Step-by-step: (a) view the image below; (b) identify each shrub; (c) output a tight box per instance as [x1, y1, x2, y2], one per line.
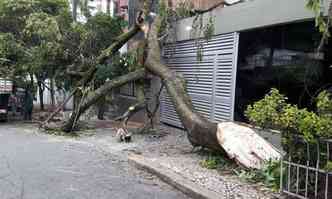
[245, 88, 332, 142]
[246, 89, 332, 196]
[199, 154, 228, 169]
[235, 160, 282, 191]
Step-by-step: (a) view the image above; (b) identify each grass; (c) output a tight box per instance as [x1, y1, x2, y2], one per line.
[233, 160, 282, 191]
[325, 161, 332, 172]
[198, 150, 234, 170]
[197, 149, 281, 192]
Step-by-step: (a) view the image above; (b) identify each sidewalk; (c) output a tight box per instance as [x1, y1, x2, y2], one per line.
[127, 125, 282, 199]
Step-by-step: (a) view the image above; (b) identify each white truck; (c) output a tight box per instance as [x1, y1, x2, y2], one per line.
[0, 78, 13, 121]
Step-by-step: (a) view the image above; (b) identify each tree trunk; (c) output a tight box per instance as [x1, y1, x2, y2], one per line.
[97, 96, 106, 120]
[72, 0, 79, 22]
[29, 73, 34, 89]
[106, 0, 111, 16]
[62, 69, 145, 132]
[37, 80, 45, 111]
[145, 16, 221, 151]
[50, 78, 55, 108]
[73, 90, 82, 111]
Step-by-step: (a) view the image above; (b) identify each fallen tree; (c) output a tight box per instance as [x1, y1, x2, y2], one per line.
[145, 15, 281, 168]
[45, 0, 281, 169]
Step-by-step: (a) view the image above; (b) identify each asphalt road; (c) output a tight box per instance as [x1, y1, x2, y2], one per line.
[0, 123, 189, 199]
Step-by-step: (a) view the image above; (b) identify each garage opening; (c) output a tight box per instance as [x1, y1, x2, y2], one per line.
[234, 21, 332, 122]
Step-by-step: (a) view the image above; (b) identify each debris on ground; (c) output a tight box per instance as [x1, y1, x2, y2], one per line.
[116, 128, 132, 143]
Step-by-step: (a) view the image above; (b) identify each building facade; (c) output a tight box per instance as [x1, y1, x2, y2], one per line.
[168, 0, 225, 10]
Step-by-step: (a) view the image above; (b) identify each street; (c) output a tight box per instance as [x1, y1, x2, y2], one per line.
[0, 123, 188, 199]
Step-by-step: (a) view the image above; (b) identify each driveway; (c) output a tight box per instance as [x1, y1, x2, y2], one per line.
[0, 123, 189, 199]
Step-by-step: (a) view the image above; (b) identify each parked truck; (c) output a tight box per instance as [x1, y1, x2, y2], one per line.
[0, 78, 13, 121]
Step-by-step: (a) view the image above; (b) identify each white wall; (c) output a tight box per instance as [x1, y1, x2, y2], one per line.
[34, 79, 73, 110]
[89, 0, 115, 16]
[175, 0, 332, 41]
[70, 0, 115, 22]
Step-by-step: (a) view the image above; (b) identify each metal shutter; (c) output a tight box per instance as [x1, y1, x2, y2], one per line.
[160, 32, 239, 128]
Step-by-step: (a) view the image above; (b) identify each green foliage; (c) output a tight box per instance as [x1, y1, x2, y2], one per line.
[307, 0, 328, 32]
[203, 16, 215, 41]
[316, 91, 332, 116]
[0, 0, 70, 35]
[24, 12, 62, 42]
[0, 0, 76, 91]
[34, 0, 69, 16]
[0, 33, 25, 76]
[174, 1, 194, 18]
[0, 0, 35, 34]
[245, 88, 287, 128]
[246, 88, 332, 142]
[247, 88, 332, 194]
[0, 33, 22, 62]
[0, 0, 126, 91]
[235, 160, 282, 191]
[80, 13, 123, 57]
[325, 161, 332, 171]
[95, 51, 142, 82]
[306, 0, 331, 45]
[199, 153, 232, 170]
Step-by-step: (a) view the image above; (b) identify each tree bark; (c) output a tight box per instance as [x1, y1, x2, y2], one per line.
[62, 68, 145, 132]
[50, 78, 55, 108]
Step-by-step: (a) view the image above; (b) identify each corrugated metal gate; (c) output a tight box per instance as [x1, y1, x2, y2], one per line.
[160, 32, 239, 127]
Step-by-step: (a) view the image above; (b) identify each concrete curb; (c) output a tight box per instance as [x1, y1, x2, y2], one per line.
[128, 154, 221, 199]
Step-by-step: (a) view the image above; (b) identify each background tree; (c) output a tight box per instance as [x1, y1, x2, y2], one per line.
[0, 0, 73, 109]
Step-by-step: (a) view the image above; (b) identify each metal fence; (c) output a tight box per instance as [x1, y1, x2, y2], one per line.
[280, 138, 332, 199]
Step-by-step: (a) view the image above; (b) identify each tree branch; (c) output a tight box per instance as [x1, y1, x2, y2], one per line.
[145, 80, 164, 129]
[317, 0, 332, 52]
[115, 81, 146, 131]
[43, 16, 145, 127]
[192, 1, 226, 15]
[66, 67, 86, 77]
[62, 68, 146, 132]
